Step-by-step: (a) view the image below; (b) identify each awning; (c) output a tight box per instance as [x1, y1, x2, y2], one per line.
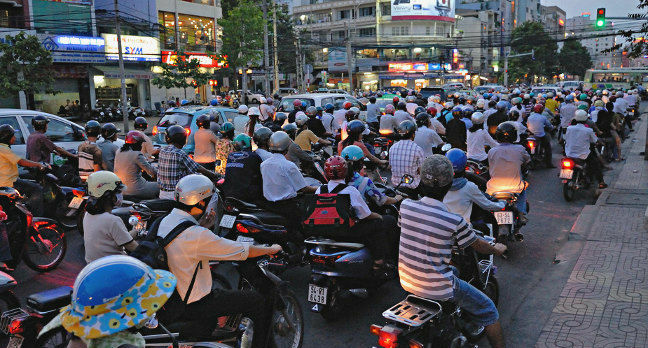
[93, 66, 154, 80]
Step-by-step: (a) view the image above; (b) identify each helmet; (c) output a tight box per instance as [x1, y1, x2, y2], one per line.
[324, 103, 334, 111]
[594, 99, 605, 107]
[248, 107, 261, 117]
[60, 255, 176, 340]
[452, 107, 463, 117]
[175, 174, 215, 206]
[565, 95, 574, 102]
[87, 171, 124, 198]
[220, 122, 234, 137]
[345, 110, 356, 122]
[496, 101, 507, 111]
[180, 99, 190, 106]
[574, 109, 589, 122]
[397, 102, 407, 110]
[392, 96, 400, 103]
[494, 122, 518, 143]
[0, 124, 15, 144]
[426, 106, 437, 116]
[414, 106, 426, 115]
[295, 113, 309, 127]
[406, 96, 416, 102]
[350, 107, 360, 115]
[253, 127, 273, 147]
[133, 117, 148, 131]
[210, 99, 218, 106]
[533, 104, 544, 113]
[511, 98, 520, 105]
[340, 145, 364, 162]
[577, 104, 588, 111]
[446, 148, 467, 173]
[125, 130, 145, 144]
[269, 131, 291, 152]
[415, 113, 430, 127]
[233, 133, 252, 150]
[445, 101, 454, 109]
[238, 105, 249, 114]
[616, 91, 624, 97]
[282, 123, 297, 138]
[384, 104, 395, 114]
[165, 125, 188, 146]
[347, 120, 365, 137]
[259, 97, 267, 104]
[301, 101, 307, 108]
[267, 97, 274, 105]
[293, 100, 302, 108]
[274, 112, 288, 124]
[523, 94, 530, 100]
[579, 93, 588, 100]
[305, 106, 317, 116]
[196, 114, 210, 129]
[101, 123, 118, 139]
[85, 120, 101, 137]
[476, 99, 486, 108]
[398, 120, 417, 139]
[547, 92, 554, 98]
[420, 155, 454, 188]
[31, 115, 50, 130]
[471, 111, 485, 125]
[343, 101, 352, 110]
[324, 156, 348, 180]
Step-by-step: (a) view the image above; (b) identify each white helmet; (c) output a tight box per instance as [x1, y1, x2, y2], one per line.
[616, 91, 624, 97]
[433, 95, 441, 103]
[574, 109, 589, 122]
[471, 112, 485, 125]
[547, 92, 554, 98]
[259, 97, 267, 104]
[350, 106, 360, 114]
[476, 99, 485, 108]
[523, 93, 530, 99]
[238, 105, 249, 114]
[248, 106, 261, 117]
[406, 96, 416, 102]
[602, 89, 609, 95]
[427, 96, 435, 103]
[295, 113, 309, 126]
[445, 101, 454, 109]
[175, 174, 215, 206]
[87, 171, 125, 198]
[513, 88, 521, 94]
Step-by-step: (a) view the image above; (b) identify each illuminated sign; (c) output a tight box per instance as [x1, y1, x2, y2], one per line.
[558, 18, 565, 26]
[39, 34, 105, 63]
[388, 62, 429, 72]
[392, 0, 455, 22]
[102, 34, 160, 62]
[453, 49, 459, 64]
[161, 51, 228, 68]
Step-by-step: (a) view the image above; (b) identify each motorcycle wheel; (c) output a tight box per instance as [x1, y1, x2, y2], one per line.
[482, 276, 499, 307]
[22, 223, 67, 272]
[35, 327, 73, 348]
[76, 210, 85, 236]
[271, 288, 304, 348]
[563, 181, 575, 201]
[320, 288, 343, 322]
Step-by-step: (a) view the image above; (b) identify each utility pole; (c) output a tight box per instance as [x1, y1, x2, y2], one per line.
[114, 0, 129, 132]
[272, 1, 279, 94]
[294, 33, 301, 92]
[504, 49, 533, 87]
[345, 22, 354, 92]
[262, 0, 271, 96]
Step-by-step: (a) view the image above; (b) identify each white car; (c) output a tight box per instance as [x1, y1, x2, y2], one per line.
[531, 86, 561, 96]
[278, 93, 365, 114]
[0, 109, 86, 159]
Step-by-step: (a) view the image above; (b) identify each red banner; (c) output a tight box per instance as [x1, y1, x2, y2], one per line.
[161, 51, 228, 68]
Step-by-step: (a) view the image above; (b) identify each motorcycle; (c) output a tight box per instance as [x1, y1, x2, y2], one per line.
[560, 157, 591, 202]
[490, 191, 526, 255]
[0, 270, 19, 314]
[526, 135, 547, 169]
[30, 165, 86, 231]
[0, 187, 66, 273]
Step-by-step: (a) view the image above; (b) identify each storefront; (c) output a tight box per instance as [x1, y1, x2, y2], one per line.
[379, 62, 452, 90]
[158, 11, 216, 51]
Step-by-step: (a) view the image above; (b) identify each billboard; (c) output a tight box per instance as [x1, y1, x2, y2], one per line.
[391, 0, 455, 21]
[39, 34, 106, 63]
[161, 51, 228, 68]
[102, 34, 160, 62]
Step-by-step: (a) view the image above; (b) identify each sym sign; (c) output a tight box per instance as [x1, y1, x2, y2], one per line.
[161, 51, 228, 68]
[102, 34, 160, 62]
[391, 0, 455, 21]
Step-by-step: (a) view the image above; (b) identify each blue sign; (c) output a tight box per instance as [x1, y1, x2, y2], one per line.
[39, 34, 106, 63]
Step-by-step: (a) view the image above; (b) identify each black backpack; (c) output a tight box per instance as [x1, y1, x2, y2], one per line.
[302, 184, 356, 238]
[131, 217, 196, 271]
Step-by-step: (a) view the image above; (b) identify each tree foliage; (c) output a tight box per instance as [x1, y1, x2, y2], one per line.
[558, 40, 592, 78]
[617, 0, 648, 57]
[0, 31, 56, 101]
[508, 22, 559, 83]
[220, 0, 264, 72]
[152, 50, 215, 98]
[270, 3, 298, 74]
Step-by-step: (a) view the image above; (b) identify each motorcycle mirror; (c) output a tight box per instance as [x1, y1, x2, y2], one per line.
[144, 314, 159, 329]
[441, 144, 452, 153]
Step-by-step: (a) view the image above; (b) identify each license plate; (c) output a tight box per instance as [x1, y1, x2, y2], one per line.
[8, 336, 23, 348]
[530, 147, 536, 154]
[559, 169, 573, 179]
[494, 211, 514, 225]
[308, 284, 327, 305]
[68, 196, 84, 209]
[236, 235, 255, 243]
[219, 214, 236, 228]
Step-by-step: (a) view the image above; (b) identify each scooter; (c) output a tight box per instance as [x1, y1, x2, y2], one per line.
[490, 191, 527, 257]
[560, 157, 591, 202]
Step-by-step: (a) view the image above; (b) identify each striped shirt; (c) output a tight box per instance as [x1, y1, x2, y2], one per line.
[398, 197, 477, 300]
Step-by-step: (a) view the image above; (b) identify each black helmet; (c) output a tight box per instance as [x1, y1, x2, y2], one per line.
[31, 115, 49, 131]
[85, 120, 101, 137]
[414, 106, 426, 115]
[275, 112, 288, 124]
[101, 123, 118, 140]
[415, 113, 430, 127]
[347, 120, 365, 138]
[397, 101, 407, 111]
[134, 117, 148, 131]
[494, 122, 517, 143]
[253, 127, 273, 148]
[165, 124, 187, 146]
[196, 114, 210, 129]
[0, 124, 15, 144]
[282, 123, 297, 139]
[398, 120, 417, 139]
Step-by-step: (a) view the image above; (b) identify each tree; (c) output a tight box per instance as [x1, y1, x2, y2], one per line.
[616, 1, 648, 58]
[220, 0, 264, 102]
[0, 31, 56, 109]
[558, 40, 592, 78]
[152, 51, 214, 99]
[508, 22, 559, 83]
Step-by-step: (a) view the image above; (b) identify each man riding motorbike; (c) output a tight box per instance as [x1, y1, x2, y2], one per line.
[78, 120, 104, 181]
[526, 104, 556, 168]
[26, 115, 77, 164]
[221, 133, 264, 203]
[565, 110, 608, 189]
[414, 112, 444, 157]
[389, 120, 425, 193]
[253, 126, 273, 161]
[115, 131, 158, 200]
[97, 123, 120, 171]
[194, 114, 220, 171]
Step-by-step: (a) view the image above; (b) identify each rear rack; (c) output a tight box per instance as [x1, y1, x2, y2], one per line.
[382, 295, 442, 327]
[1, 308, 29, 334]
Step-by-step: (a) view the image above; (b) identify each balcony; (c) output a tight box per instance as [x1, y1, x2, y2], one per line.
[293, 0, 376, 14]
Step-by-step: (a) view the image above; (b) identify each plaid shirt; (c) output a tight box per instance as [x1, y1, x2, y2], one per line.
[157, 145, 201, 191]
[389, 139, 425, 188]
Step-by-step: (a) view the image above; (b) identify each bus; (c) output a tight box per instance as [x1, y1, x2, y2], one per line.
[583, 68, 648, 90]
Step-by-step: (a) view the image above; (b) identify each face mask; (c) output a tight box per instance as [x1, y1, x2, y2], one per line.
[115, 193, 123, 207]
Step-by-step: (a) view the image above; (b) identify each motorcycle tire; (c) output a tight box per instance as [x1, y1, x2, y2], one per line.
[22, 223, 67, 273]
[35, 326, 73, 348]
[271, 288, 304, 348]
[563, 181, 575, 201]
[482, 276, 499, 307]
[320, 288, 343, 322]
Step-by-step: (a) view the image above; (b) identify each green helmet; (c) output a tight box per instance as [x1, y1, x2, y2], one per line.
[340, 145, 365, 162]
[577, 104, 588, 111]
[233, 133, 252, 150]
[220, 122, 234, 135]
[579, 93, 587, 101]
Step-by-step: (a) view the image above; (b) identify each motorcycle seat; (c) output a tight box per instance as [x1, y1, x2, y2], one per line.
[304, 237, 365, 250]
[141, 199, 177, 212]
[225, 197, 262, 211]
[26, 286, 72, 313]
[491, 191, 516, 200]
[240, 211, 288, 227]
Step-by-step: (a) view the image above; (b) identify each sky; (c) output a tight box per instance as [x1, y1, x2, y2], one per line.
[542, 0, 641, 18]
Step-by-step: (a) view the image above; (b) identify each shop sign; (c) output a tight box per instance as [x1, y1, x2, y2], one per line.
[392, 0, 455, 22]
[328, 49, 348, 72]
[53, 65, 88, 78]
[39, 34, 106, 63]
[161, 51, 227, 68]
[102, 34, 160, 62]
[388, 62, 429, 73]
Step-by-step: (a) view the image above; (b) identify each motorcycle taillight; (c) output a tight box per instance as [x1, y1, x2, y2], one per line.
[152, 126, 158, 136]
[528, 140, 536, 150]
[7, 318, 24, 334]
[236, 222, 260, 234]
[370, 325, 401, 348]
[562, 159, 574, 169]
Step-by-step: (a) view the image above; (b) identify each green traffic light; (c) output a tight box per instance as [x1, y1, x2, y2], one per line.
[596, 19, 605, 27]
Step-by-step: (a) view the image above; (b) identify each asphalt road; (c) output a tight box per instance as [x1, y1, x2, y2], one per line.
[11, 136, 599, 347]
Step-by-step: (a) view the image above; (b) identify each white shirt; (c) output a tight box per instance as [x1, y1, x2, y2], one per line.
[466, 128, 499, 161]
[83, 212, 133, 263]
[559, 103, 577, 128]
[565, 124, 597, 160]
[255, 148, 272, 161]
[430, 117, 446, 135]
[394, 110, 414, 125]
[406, 102, 419, 115]
[414, 126, 443, 157]
[379, 114, 399, 134]
[260, 153, 307, 201]
[625, 94, 637, 106]
[321, 112, 335, 134]
[427, 102, 443, 113]
[259, 104, 274, 122]
[315, 179, 371, 219]
[613, 98, 629, 115]
[482, 108, 497, 130]
[486, 143, 530, 195]
[159, 208, 249, 304]
[332, 109, 347, 133]
[443, 180, 505, 221]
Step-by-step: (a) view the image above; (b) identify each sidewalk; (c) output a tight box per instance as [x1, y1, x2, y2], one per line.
[536, 115, 648, 347]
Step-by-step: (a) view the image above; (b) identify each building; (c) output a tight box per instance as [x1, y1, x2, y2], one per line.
[565, 14, 620, 70]
[513, 0, 541, 26]
[540, 5, 565, 39]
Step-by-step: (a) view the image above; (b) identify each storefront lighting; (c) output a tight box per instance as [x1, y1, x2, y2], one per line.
[323, 48, 328, 53]
[413, 47, 422, 54]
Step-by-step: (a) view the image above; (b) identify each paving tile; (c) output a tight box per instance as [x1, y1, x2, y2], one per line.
[552, 297, 607, 317]
[537, 313, 600, 347]
[560, 280, 612, 300]
[536, 331, 597, 348]
[596, 301, 648, 344]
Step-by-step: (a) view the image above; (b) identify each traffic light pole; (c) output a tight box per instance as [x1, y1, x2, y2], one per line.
[503, 49, 534, 87]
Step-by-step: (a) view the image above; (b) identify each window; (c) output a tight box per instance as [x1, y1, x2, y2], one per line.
[380, 3, 391, 16]
[23, 116, 79, 142]
[337, 30, 346, 39]
[177, 14, 215, 51]
[436, 25, 445, 36]
[426, 26, 431, 35]
[158, 12, 177, 50]
[338, 10, 350, 20]
[401, 26, 409, 35]
[391, 27, 398, 36]
[321, 98, 334, 107]
[359, 7, 374, 17]
[0, 117, 24, 144]
[359, 27, 376, 37]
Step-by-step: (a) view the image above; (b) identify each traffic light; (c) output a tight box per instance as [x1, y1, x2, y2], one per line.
[596, 8, 606, 28]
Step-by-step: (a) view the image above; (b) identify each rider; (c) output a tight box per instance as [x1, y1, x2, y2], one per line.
[321, 103, 336, 135]
[389, 120, 424, 192]
[414, 112, 444, 157]
[559, 95, 577, 140]
[253, 127, 273, 161]
[366, 96, 380, 130]
[304, 106, 329, 138]
[446, 107, 468, 150]
[339, 120, 387, 166]
[486, 101, 508, 137]
[398, 155, 507, 348]
[340, 145, 402, 207]
[565, 110, 608, 189]
[379, 104, 399, 136]
[245, 107, 263, 136]
[97, 123, 119, 171]
[269, 112, 288, 132]
[233, 105, 249, 135]
[221, 134, 264, 203]
[194, 114, 220, 171]
[156, 174, 281, 348]
[83, 171, 138, 263]
[134, 116, 159, 159]
[78, 120, 104, 181]
[294, 113, 331, 151]
[332, 101, 351, 134]
[215, 122, 236, 175]
[526, 104, 555, 168]
[114, 131, 158, 200]
[467, 111, 499, 164]
[394, 101, 414, 125]
[283, 123, 313, 168]
[25, 115, 77, 164]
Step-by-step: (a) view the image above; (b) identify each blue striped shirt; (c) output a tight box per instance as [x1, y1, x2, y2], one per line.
[398, 197, 477, 300]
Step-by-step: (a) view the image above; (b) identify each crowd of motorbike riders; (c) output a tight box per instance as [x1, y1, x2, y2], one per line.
[0, 84, 640, 348]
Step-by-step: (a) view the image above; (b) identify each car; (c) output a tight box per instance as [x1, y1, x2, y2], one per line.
[382, 86, 408, 94]
[278, 93, 366, 113]
[558, 81, 582, 91]
[0, 109, 86, 160]
[230, 90, 265, 104]
[325, 88, 349, 95]
[278, 88, 298, 96]
[531, 86, 561, 96]
[151, 106, 239, 153]
[419, 87, 447, 102]
[443, 83, 466, 90]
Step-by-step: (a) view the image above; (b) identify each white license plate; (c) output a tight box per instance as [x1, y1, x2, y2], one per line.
[7, 336, 23, 348]
[308, 284, 328, 305]
[68, 196, 84, 209]
[559, 169, 573, 179]
[236, 235, 255, 243]
[494, 211, 514, 225]
[219, 214, 236, 228]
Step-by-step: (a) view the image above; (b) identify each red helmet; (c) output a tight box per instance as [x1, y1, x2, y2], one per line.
[533, 104, 544, 113]
[392, 96, 400, 103]
[426, 106, 437, 116]
[125, 130, 145, 144]
[293, 99, 302, 107]
[343, 101, 352, 110]
[324, 156, 348, 180]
